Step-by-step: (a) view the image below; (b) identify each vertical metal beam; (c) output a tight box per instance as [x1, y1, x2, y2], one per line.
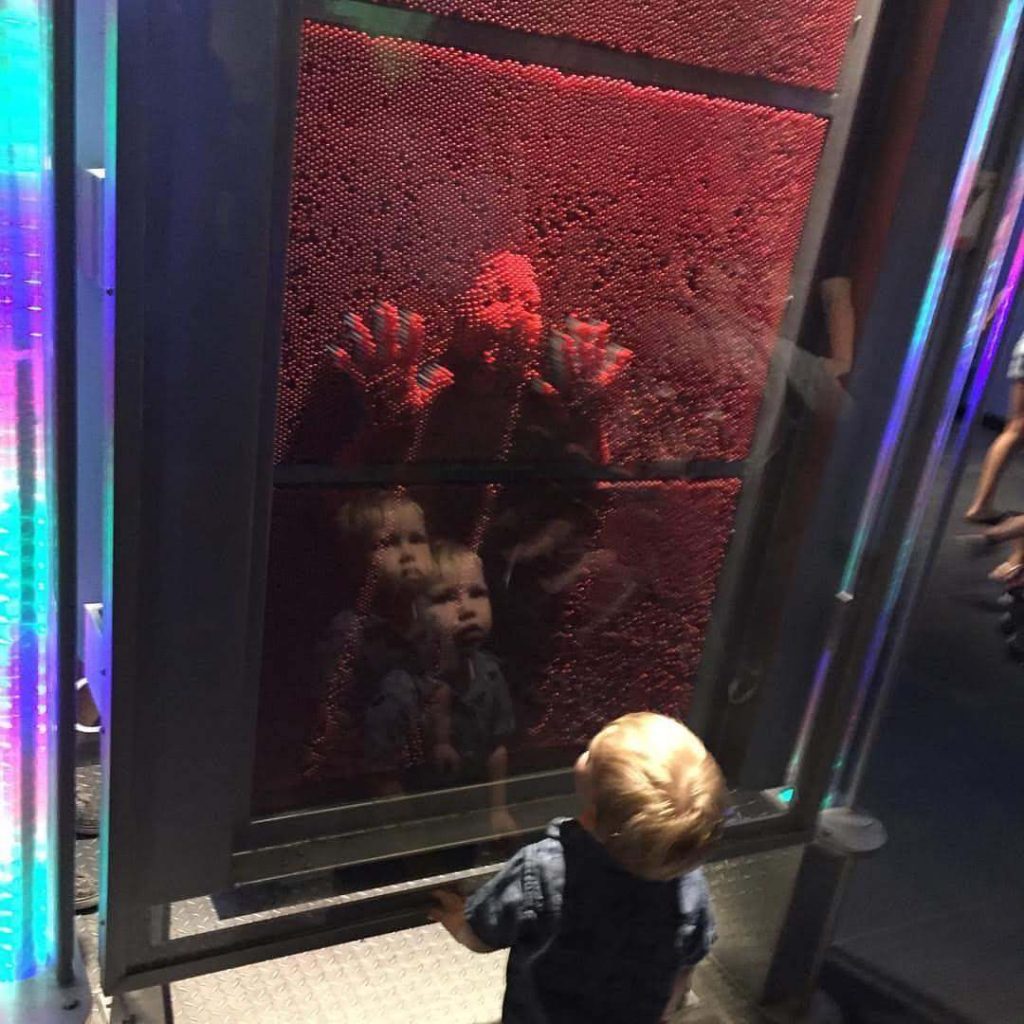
[837, 62, 1024, 809]
[53, 0, 78, 989]
[100, 0, 149, 990]
[690, 0, 886, 737]
[785, 0, 1024, 819]
[762, 808, 886, 1009]
[231, 0, 306, 834]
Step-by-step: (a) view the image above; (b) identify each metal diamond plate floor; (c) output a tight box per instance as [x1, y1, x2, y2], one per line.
[178, 926, 507, 1024]
[76, 844, 802, 1023]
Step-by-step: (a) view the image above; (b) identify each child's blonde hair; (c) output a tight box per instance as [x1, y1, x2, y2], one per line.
[336, 492, 425, 553]
[422, 539, 481, 585]
[587, 712, 726, 881]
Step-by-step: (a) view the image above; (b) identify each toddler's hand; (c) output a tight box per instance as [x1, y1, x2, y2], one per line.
[428, 889, 467, 938]
[327, 301, 453, 419]
[536, 316, 632, 403]
[489, 807, 519, 837]
[433, 743, 462, 776]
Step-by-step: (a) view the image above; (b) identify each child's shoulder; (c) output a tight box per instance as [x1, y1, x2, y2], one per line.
[499, 818, 573, 879]
[519, 817, 575, 880]
[373, 665, 439, 702]
[467, 649, 510, 695]
[486, 819, 572, 914]
[470, 647, 504, 674]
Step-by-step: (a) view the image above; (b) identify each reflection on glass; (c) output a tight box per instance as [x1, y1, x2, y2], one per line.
[256, 473, 738, 814]
[255, 16, 836, 817]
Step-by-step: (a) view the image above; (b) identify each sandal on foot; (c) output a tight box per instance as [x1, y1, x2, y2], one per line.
[990, 561, 1024, 584]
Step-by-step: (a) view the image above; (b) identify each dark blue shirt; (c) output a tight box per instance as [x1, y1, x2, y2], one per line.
[364, 649, 514, 779]
[466, 818, 715, 1024]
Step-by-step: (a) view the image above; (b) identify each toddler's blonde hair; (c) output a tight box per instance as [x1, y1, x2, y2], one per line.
[335, 493, 425, 552]
[422, 539, 482, 585]
[587, 712, 726, 881]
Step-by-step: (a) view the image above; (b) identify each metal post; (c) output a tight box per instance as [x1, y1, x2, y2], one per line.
[761, 809, 886, 1011]
[53, 0, 80, 991]
[762, 4, 1024, 1011]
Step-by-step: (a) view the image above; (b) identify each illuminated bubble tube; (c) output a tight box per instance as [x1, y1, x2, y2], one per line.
[0, 0, 57, 983]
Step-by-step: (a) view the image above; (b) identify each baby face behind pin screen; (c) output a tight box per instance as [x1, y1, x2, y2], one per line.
[419, 551, 493, 649]
[368, 500, 432, 584]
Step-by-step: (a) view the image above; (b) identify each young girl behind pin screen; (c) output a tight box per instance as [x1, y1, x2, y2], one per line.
[431, 713, 726, 1024]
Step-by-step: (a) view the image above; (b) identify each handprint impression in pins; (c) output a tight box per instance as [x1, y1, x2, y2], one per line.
[420, 251, 633, 467]
[328, 301, 454, 424]
[539, 316, 632, 464]
[285, 301, 453, 465]
[316, 251, 634, 469]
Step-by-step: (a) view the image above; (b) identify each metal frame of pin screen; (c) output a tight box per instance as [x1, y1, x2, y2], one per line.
[93, 0, 1013, 994]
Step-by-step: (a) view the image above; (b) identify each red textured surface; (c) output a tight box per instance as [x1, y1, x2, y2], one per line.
[275, 23, 826, 466]
[375, 0, 858, 90]
[253, 477, 739, 806]
[526, 478, 740, 749]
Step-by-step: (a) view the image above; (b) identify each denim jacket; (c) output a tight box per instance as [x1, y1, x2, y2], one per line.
[466, 818, 715, 1023]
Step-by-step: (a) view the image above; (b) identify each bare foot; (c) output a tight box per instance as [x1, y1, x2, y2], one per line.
[964, 507, 1005, 525]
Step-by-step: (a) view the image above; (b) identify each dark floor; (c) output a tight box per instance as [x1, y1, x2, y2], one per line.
[827, 429, 1024, 1023]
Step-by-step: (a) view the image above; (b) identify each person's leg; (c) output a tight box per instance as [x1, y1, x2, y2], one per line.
[986, 512, 1024, 544]
[966, 380, 1024, 520]
[965, 522, 1024, 583]
[955, 512, 1024, 572]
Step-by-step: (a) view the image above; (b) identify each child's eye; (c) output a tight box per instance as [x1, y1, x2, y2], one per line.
[469, 585, 489, 599]
[430, 587, 458, 605]
[409, 532, 427, 544]
[376, 533, 398, 549]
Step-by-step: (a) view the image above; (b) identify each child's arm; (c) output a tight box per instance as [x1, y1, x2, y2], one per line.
[820, 276, 855, 379]
[363, 671, 417, 795]
[663, 869, 716, 1020]
[486, 744, 517, 835]
[487, 744, 508, 798]
[425, 680, 460, 776]
[486, 662, 518, 834]
[432, 842, 537, 953]
[429, 890, 494, 954]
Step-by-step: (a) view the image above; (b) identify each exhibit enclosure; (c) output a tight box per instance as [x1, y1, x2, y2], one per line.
[80, 0, 1024, 1001]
